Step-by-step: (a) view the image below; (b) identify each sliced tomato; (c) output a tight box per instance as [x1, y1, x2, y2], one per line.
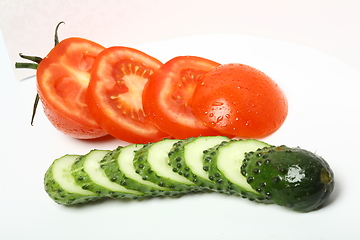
[192, 63, 288, 138]
[87, 46, 168, 143]
[142, 56, 224, 139]
[36, 37, 108, 139]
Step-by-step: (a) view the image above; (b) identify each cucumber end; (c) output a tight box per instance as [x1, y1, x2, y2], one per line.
[241, 146, 335, 212]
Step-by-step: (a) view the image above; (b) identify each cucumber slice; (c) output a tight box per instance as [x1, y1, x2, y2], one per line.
[133, 139, 197, 194]
[168, 136, 230, 190]
[101, 145, 169, 197]
[44, 154, 101, 205]
[203, 139, 272, 202]
[72, 149, 143, 199]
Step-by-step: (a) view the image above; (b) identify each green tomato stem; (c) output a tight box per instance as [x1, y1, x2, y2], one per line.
[31, 94, 40, 126]
[15, 62, 38, 70]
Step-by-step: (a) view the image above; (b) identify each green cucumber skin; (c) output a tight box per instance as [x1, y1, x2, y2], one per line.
[101, 146, 170, 197]
[44, 155, 102, 205]
[202, 140, 272, 203]
[71, 150, 144, 200]
[168, 136, 229, 191]
[202, 141, 231, 194]
[44, 137, 335, 212]
[241, 146, 335, 212]
[133, 139, 199, 195]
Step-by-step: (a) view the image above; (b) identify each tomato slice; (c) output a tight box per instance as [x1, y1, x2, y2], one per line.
[192, 63, 288, 138]
[87, 46, 168, 143]
[142, 56, 224, 139]
[36, 37, 107, 139]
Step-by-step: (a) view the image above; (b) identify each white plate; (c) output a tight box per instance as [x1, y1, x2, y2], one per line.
[1, 32, 360, 240]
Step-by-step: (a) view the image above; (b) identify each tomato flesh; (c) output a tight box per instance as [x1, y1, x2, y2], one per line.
[192, 63, 288, 138]
[142, 56, 225, 139]
[36, 37, 107, 139]
[87, 46, 168, 143]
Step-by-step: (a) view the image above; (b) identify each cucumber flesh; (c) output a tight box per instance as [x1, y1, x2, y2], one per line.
[72, 149, 143, 199]
[101, 145, 169, 196]
[213, 139, 272, 202]
[134, 139, 196, 194]
[44, 155, 101, 205]
[168, 136, 230, 190]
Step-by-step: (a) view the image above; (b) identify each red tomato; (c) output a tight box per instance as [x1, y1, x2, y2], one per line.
[36, 37, 108, 139]
[142, 56, 225, 139]
[191, 63, 288, 138]
[87, 46, 168, 143]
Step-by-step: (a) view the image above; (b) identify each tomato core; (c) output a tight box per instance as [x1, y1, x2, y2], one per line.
[142, 56, 224, 139]
[87, 46, 168, 143]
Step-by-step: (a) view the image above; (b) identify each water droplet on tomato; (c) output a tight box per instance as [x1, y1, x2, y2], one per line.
[212, 102, 224, 106]
[225, 114, 230, 118]
[211, 107, 222, 112]
[209, 113, 214, 117]
[216, 116, 223, 123]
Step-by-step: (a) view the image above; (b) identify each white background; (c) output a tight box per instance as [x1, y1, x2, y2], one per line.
[1, 0, 360, 78]
[1, 1, 360, 240]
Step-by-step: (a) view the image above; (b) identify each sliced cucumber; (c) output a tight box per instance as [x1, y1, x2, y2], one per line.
[44, 137, 335, 212]
[203, 139, 272, 202]
[72, 149, 144, 199]
[44, 154, 101, 205]
[101, 145, 169, 197]
[168, 136, 230, 190]
[133, 139, 197, 194]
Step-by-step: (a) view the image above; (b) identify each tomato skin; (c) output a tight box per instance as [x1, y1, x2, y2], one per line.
[87, 46, 168, 144]
[36, 37, 108, 139]
[192, 63, 288, 138]
[142, 56, 225, 139]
